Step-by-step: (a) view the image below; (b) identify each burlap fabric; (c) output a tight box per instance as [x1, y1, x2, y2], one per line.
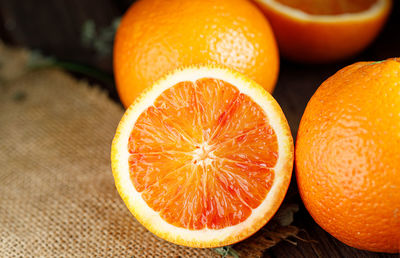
[0, 44, 216, 257]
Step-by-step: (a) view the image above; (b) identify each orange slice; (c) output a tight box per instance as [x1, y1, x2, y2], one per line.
[254, 0, 392, 63]
[111, 66, 293, 247]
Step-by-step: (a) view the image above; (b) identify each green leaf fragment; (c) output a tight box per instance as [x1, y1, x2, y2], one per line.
[82, 20, 96, 47]
[368, 60, 385, 65]
[213, 245, 240, 258]
[81, 17, 121, 57]
[27, 52, 114, 86]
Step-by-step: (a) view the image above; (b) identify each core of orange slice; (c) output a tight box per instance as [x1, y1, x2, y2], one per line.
[111, 66, 293, 247]
[254, 0, 392, 63]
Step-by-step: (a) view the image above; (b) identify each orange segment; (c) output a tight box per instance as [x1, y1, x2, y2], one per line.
[111, 66, 293, 247]
[128, 152, 192, 192]
[128, 78, 278, 230]
[153, 81, 204, 144]
[213, 159, 275, 210]
[214, 125, 278, 168]
[195, 78, 240, 141]
[128, 106, 194, 153]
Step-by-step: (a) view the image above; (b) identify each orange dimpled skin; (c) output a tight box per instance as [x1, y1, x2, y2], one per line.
[295, 58, 400, 253]
[114, 0, 279, 107]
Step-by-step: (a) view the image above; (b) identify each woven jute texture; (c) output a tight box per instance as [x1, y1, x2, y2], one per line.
[0, 44, 216, 257]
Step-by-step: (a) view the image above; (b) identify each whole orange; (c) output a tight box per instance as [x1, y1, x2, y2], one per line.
[295, 58, 400, 253]
[114, 0, 279, 107]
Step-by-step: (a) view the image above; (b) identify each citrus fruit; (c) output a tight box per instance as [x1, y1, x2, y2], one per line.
[254, 0, 392, 63]
[295, 58, 400, 253]
[114, 0, 279, 108]
[111, 66, 293, 247]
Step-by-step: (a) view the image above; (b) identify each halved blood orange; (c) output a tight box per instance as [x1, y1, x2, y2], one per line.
[111, 66, 293, 247]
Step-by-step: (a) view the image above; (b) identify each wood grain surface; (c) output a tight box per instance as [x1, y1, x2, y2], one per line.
[1, 0, 399, 257]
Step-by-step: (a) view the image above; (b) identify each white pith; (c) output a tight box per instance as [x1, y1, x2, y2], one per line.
[112, 66, 292, 246]
[255, 0, 389, 23]
[191, 142, 215, 166]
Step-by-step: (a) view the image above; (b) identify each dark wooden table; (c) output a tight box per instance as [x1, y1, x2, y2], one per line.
[1, 1, 399, 257]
